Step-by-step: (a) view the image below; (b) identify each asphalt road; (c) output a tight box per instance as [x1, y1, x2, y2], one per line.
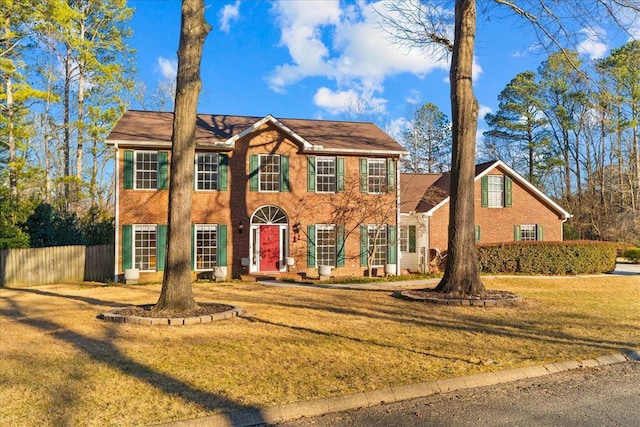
[274, 361, 640, 427]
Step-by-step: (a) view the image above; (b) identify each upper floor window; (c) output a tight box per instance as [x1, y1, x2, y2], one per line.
[135, 151, 158, 189]
[360, 158, 396, 194]
[250, 154, 289, 192]
[316, 157, 336, 192]
[123, 150, 168, 190]
[260, 155, 280, 192]
[487, 175, 503, 207]
[196, 153, 219, 190]
[481, 174, 512, 208]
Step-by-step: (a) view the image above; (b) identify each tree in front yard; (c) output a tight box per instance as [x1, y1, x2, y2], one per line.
[154, 0, 211, 313]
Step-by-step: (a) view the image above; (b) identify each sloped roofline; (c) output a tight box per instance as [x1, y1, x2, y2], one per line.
[425, 160, 571, 219]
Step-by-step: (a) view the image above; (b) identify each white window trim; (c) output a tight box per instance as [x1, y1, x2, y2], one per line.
[316, 156, 337, 193]
[195, 152, 219, 192]
[367, 224, 387, 267]
[520, 224, 537, 241]
[134, 150, 158, 190]
[487, 175, 504, 208]
[193, 224, 218, 271]
[315, 224, 336, 268]
[258, 154, 281, 193]
[133, 224, 157, 272]
[367, 158, 386, 194]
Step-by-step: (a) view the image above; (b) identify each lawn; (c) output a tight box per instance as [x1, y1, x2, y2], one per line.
[1, 276, 638, 426]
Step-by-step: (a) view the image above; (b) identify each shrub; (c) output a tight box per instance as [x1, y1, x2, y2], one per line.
[476, 241, 617, 275]
[622, 248, 640, 264]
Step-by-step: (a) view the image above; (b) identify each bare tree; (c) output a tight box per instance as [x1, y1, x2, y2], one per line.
[377, 0, 640, 295]
[154, 0, 210, 313]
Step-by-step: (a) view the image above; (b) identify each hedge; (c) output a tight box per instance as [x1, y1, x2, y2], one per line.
[476, 241, 617, 275]
[622, 247, 640, 264]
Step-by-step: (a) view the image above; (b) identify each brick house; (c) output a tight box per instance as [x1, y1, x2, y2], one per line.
[399, 160, 571, 273]
[106, 110, 407, 282]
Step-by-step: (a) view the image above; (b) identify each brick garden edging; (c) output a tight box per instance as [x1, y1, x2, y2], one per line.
[398, 291, 522, 306]
[98, 305, 243, 326]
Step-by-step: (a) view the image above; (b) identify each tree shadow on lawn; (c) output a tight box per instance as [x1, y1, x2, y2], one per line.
[0, 293, 264, 427]
[234, 290, 637, 357]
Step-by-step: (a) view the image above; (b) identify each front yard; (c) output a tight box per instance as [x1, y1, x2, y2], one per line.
[1, 276, 638, 426]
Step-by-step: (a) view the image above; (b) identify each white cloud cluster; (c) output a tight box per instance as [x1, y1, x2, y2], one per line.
[157, 57, 177, 79]
[219, 0, 241, 33]
[577, 26, 608, 60]
[268, 0, 451, 115]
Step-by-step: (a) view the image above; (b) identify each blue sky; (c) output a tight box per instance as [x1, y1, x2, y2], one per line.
[127, 0, 639, 141]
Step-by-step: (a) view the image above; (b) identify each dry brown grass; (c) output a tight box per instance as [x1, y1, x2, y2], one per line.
[1, 276, 638, 426]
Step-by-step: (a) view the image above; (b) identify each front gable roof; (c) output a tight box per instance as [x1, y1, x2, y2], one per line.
[106, 110, 407, 155]
[401, 160, 571, 220]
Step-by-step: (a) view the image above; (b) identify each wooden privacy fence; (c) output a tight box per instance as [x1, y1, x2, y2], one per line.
[0, 244, 114, 287]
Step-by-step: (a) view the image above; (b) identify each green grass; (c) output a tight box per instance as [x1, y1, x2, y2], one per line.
[1, 275, 638, 426]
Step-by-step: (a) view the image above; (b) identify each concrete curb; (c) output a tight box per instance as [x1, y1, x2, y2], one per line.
[153, 349, 640, 427]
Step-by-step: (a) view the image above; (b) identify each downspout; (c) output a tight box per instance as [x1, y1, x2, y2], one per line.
[396, 157, 401, 275]
[425, 212, 432, 273]
[114, 143, 120, 282]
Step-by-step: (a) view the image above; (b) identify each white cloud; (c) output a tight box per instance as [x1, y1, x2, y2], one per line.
[577, 26, 608, 60]
[385, 117, 410, 142]
[313, 86, 387, 116]
[157, 57, 177, 79]
[220, 1, 241, 33]
[405, 89, 421, 105]
[268, 0, 451, 114]
[478, 104, 492, 122]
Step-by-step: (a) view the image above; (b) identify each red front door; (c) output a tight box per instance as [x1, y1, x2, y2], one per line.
[259, 225, 280, 271]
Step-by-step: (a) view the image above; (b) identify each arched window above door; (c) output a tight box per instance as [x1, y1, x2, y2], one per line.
[251, 205, 288, 224]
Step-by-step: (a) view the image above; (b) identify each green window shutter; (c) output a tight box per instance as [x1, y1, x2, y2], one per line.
[359, 158, 368, 193]
[504, 176, 512, 207]
[307, 157, 316, 192]
[386, 158, 396, 192]
[280, 155, 290, 191]
[123, 150, 134, 189]
[387, 225, 397, 264]
[481, 176, 488, 207]
[537, 225, 544, 241]
[514, 225, 521, 241]
[158, 151, 169, 190]
[336, 157, 345, 192]
[336, 225, 345, 267]
[219, 154, 228, 191]
[409, 225, 416, 253]
[360, 225, 368, 267]
[307, 225, 316, 267]
[475, 225, 481, 242]
[249, 154, 259, 191]
[122, 225, 132, 270]
[217, 225, 227, 266]
[156, 225, 167, 271]
[191, 225, 195, 270]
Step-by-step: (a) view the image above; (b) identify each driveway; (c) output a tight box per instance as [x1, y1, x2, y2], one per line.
[612, 263, 640, 276]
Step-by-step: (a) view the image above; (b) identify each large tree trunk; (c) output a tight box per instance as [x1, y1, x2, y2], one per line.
[155, 0, 210, 313]
[435, 0, 485, 295]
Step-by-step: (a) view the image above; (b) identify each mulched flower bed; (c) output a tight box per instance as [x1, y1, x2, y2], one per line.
[115, 303, 235, 319]
[399, 288, 522, 306]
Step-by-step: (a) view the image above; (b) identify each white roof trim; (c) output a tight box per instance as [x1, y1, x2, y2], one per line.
[425, 160, 571, 219]
[224, 114, 316, 149]
[105, 139, 234, 149]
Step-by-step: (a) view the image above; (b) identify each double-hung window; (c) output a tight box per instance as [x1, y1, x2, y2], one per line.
[194, 225, 217, 270]
[134, 225, 157, 271]
[368, 224, 387, 267]
[316, 157, 336, 193]
[123, 150, 168, 190]
[368, 159, 386, 193]
[481, 174, 512, 208]
[196, 153, 219, 190]
[135, 151, 158, 189]
[399, 225, 416, 253]
[316, 225, 336, 267]
[515, 224, 543, 241]
[259, 155, 280, 191]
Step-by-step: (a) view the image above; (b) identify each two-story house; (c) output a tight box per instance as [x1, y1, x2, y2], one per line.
[106, 110, 408, 282]
[399, 160, 572, 273]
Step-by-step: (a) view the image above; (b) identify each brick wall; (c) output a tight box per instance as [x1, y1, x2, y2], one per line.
[116, 121, 399, 280]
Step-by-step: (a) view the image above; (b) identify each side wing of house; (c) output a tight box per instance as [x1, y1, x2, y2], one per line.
[427, 161, 571, 251]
